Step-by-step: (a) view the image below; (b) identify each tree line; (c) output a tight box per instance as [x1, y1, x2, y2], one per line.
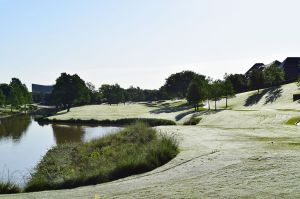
[48, 73, 169, 112]
[185, 64, 285, 111]
[0, 78, 32, 111]
[0, 63, 286, 113]
[49, 63, 285, 112]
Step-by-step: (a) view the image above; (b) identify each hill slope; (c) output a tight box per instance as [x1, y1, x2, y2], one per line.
[218, 82, 300, 110]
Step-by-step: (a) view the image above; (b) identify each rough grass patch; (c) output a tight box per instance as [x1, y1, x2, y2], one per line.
[0, 181, 21, 194]
[25, 122, 178, 192]
[183, 117, 202, 125]
[286, 116, 300, 125]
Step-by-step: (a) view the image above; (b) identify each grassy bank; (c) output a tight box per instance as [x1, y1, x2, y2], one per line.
[36, 117, 176, 127]
[25, 122, 179, 192]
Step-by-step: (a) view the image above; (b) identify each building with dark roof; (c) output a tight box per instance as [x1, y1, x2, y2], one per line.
[264, 60, 282, 69]
[32, 84, 53, 94]
[279, 57, 300, 82]
[245, 58, 300, 83]
[245, 63, 265, 77]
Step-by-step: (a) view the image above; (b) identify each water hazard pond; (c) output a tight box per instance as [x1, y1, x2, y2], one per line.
[0, 115, 120, 186]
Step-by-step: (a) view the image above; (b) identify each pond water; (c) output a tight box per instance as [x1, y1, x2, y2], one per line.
[0, 115, 120, 186]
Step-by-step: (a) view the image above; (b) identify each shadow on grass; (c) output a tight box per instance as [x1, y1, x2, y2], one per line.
[244, 86, 283, 106]
[176, 109, 224, 121]
[175, 110, 195, 121]
[150, 104, 192, 114]
[244, 89, 268, 106]
[264, 87, 283, 104]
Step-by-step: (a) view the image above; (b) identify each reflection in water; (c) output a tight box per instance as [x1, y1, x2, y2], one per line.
[52, 125, 85, 144]
[0, 115, 31, 142]
[0, 115, 120, 185]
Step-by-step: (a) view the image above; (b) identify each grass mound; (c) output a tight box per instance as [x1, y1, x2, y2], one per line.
[25, 122, 178, 192]
[286, 116, 300, 125]
[0, 181, 21, 194]
[183, 116, 202, 125]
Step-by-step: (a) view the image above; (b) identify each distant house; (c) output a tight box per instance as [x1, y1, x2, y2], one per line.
[264, 60, 282, 69]
[32, 84, 53, 94]
[32, 84, 53, 104]
[245, 58, 300, 83]
[279, 57, 300, 83]
[245, 63, 265, 77]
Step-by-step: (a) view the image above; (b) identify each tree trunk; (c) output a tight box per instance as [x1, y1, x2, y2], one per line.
[208, 100, 210, 110]
[215, 100, 217, 111]
[226, 96, 228, 108]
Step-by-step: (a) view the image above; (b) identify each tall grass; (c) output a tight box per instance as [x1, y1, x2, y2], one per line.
[0, 181, 20, 194]
[25, 122, 178, 192]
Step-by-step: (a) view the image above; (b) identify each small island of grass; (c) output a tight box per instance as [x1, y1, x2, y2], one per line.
[24, 122, 178, 192]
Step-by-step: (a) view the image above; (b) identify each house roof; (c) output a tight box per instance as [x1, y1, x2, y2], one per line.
[279, 57, 300, 82]
[245, 63, 265, 76]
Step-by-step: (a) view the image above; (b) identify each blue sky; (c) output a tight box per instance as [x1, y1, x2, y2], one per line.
[1, 0, 300, 90]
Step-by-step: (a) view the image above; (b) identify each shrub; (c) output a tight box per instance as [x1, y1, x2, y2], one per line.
[0, 181, 21, 194]
[183, 116, 202, 125]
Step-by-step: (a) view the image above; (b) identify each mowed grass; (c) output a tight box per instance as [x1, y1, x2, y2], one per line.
[48, 100, 192, 123]
[25, 122, 179, 192]
[49, 104, 151, 121]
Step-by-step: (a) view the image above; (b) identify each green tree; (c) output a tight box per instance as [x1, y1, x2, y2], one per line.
[8, 78, 31, 112]
[264, 65, 285, 86]
[0, 90, 5, 107]
[86, 82, 101, 104]
[210, 80, 223, 110]
[0, 84, 11, 106]
[99, 84, 124, 105]
[225, 73, 248, 93]
[249, 69, 265, 93]
[125, 86, 145, 102]
[186, 80, 201, 111]
[224, 74, 235, 108]
[163, 71, 206, 98]
[52, 73, 90, 112]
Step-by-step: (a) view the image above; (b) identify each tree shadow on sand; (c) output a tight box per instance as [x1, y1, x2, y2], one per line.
[244, 86, 283, 106]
